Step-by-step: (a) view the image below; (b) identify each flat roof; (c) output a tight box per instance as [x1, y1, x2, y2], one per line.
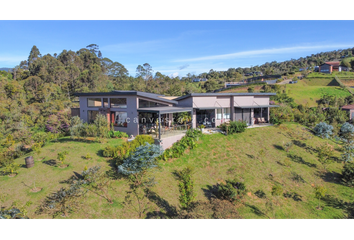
[137, 106, 193, 114]
[73, 90, 178, 105]
[174, 92, 276, 101]
[235, 105, 279, 108]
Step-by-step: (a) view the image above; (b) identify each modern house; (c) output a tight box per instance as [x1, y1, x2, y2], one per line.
[319, 61, 349, 74]
[73, 90, 277, 149]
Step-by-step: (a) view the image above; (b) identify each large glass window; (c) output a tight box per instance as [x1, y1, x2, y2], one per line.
[113, 111, 128, 127]
[88, 110, 99, 123]
[87, 98, 102, 107]
[110, 98, 127, 108]
[139, 99, 168, 108]
[216, 109, 222, 120]
[224, 108, 230, 119]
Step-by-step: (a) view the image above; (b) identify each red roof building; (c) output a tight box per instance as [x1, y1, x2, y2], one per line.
[319, 61, 349, 73]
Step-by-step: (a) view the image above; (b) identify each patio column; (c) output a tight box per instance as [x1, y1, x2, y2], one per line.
[158, 112, 161, 141]
[251, 108, 254, 126]
[268, 107, 270, 123]
[191, 110, 194, 129]
[191, 109, 196, 129]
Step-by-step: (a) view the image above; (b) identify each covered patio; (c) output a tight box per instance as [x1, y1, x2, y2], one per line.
[234, 105, 278, 126]
[137, 106, 193, 141]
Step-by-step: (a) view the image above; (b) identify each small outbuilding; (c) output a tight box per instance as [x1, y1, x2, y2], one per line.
[341, 104, 354, 120]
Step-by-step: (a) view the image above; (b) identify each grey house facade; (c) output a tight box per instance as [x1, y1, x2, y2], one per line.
[74, 91, 277, 148]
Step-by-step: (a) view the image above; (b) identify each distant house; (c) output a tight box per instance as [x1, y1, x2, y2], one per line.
[341, 104, 354, 120]
[192, 78, 207, 82]
[319, 61, 349, 74]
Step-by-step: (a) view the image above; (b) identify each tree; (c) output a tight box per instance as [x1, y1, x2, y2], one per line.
[118, 143, 162, 185]
[118, 143, 162, 218]
[136, 63, 153, 80]
[175, 166, 196, 210]
[317, 143, 334, 171]
[28, 45, 41, 65]
[340, 122, 354, 162]
[314, 186, 327, 210]
[94, 114, 109, 139]
[86, 44, 99, 55]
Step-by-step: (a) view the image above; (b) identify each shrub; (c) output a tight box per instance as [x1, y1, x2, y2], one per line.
[175, 166, 196, 210]
[118, 132, 128, 138]
[214, 179, 246, 202]
[342, 161, 354, 187]
[283, 141, 293, 152]
[314, 186, 327, 209]
[159, 129, 202, 161]
[313, 122, 333, 139]
[219, 120, 247, 135]
[102, 145, 116, 157]
[340, 122, 354, 139]
[118, 143, 162, 185]
[57, 151, 69, 166]
[317, 143, 334, 171]
[291, 172, 306, 183]
[254, 190, 266, 199]
[94, 114, 109, 139]
[271, 185, 283, 196]
[134, 135, 155, 146]
[2, 162, 20, 175]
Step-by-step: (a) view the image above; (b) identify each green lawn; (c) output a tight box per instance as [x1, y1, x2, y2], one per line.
[1, 124, 353, 219]
[286, 81, 351, 106]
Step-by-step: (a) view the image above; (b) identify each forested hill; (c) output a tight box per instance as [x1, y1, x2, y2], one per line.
[0, 68, 12, 72]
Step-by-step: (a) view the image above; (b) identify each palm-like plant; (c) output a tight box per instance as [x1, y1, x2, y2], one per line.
[178, 112, 192, 129]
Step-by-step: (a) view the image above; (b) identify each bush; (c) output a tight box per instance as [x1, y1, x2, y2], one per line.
[175, 166, 196, 210]
[254, 190, 266, 199]
[219, 120, 247, 135]
[342, 161, 354, 187]
[118, 143, 162, 183]
[102, 135, 155, 165]
[159, 129, 202, 161]
[134, 135, 155, 145]
[313, 122, 333, 139]
[271, 185, 283, 196]
[214, 179, 246, 202]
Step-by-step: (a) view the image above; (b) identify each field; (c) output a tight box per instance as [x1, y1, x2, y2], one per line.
[286, 80, 351, 106]
[1, 123, 353, 219]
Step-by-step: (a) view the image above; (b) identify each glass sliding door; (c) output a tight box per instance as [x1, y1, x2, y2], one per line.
[242, 108, 251, 125]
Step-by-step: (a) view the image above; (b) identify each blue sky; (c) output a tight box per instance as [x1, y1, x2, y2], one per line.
[1, 21, 354, 77]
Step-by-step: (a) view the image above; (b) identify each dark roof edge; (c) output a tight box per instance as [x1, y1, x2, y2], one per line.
[73, 91, 178, 105]
[174, 92, 276, 101]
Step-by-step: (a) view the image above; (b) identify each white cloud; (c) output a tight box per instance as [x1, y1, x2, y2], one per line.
[170, 72, 179, 78]
[174, 44, 354, 62]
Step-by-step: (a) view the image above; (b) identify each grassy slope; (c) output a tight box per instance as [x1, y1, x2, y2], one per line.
[0, 137, 125, 219]
[1, 124, 353, 219]
[286, 80, 351, 106]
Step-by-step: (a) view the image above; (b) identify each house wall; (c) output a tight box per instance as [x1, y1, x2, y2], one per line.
[79, 95, 139, 136]
[177, 97, 193, 107]
[319, 64, 332, 73]
[178, 94, 271, 127]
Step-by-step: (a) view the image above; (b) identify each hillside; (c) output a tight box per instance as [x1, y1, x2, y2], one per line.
[1, 123, 353, 219]
[0, 67, 12, 72]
